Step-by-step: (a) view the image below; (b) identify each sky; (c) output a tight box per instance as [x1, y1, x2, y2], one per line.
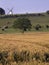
[0, 0, 49, 14]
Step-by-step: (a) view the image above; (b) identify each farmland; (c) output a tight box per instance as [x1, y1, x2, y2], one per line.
[0, 32, 49, 52]
[0, 13, 49, 33]
[0, 13, 49, 65]
[0, 32, 49, 65]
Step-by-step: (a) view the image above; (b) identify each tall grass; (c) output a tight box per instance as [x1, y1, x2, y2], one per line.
[0, 49, 49, 65]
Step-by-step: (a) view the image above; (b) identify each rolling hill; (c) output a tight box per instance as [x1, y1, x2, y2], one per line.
[0, 12, 49, 33]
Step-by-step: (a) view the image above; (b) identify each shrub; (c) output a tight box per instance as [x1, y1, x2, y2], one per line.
[13, 17, 32, 33]
[46, 25, 49, 29]
[2, 28, 5, 31]
[35, 24, 41, 31]
[46, 10, 49, 14]
[37, 13, 45, 16]
[4, 26, 8, 29]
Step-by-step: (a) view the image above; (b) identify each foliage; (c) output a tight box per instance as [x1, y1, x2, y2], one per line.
[0, 8, 5, 15]
[0, 13, 49, 33]
[35, 24, 41, 30]
[46, 25, 49, 29]
[46, 10, 49, 14]
[13, 18, 32, 32]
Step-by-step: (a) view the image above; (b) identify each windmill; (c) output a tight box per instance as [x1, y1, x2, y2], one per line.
[7, 8, 13, 15]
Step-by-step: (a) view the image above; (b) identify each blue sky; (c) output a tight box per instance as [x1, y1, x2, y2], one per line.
[0, 0, 49, 14]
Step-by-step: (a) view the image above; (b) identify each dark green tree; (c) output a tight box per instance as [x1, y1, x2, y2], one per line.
[46, 10, 49, 14]
[13, 18, 32, 33]
[0, 8, 5, 15]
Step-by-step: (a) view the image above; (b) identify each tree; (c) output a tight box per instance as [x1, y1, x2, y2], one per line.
[0, 8, 5, 15]
[46, 10, 49, 14]
[13, 18, 32, 32]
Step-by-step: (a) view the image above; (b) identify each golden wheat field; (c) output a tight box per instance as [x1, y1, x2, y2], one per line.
[0, 32, 49, 52]
[0, 32, 49, 65]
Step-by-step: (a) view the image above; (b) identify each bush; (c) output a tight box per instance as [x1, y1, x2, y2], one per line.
[4, 26, 8, 29]
[37, 13, 45, 16]
[2, 28, 5, 31]
[46, 25, 49, 29]
[35, 24, 41, 31]
[13, 17, 32, 33]
[46, 10, 49, 14]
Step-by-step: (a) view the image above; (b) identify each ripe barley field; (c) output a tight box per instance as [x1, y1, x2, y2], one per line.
[0, 32, 49, 65]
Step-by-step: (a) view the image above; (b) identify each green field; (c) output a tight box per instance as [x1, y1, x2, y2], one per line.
[0, 13, 49, 33]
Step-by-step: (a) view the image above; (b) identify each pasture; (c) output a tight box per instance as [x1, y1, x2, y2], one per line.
[0, 13, 49, 33]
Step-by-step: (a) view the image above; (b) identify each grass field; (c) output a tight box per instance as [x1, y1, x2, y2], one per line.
[0, 13, 49, 33]
[0, 32, 49, 65]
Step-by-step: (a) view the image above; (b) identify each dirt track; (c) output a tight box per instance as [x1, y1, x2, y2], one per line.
[0, 32, 49, 53]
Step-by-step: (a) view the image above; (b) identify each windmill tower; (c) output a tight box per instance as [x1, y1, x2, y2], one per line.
[7, 8, 13, 15]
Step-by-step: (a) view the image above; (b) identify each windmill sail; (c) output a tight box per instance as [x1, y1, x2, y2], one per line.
[7, 8, 13, 15]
